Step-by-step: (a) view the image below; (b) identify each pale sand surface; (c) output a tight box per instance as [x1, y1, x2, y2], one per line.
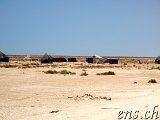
[0, 65, 160, 120]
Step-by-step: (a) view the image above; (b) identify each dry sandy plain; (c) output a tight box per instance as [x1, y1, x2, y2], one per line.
[0, 62, 160, 120]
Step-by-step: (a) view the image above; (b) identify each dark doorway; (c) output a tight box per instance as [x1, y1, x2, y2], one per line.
[0, 57, 9, 62]
[108, 59, 118, 64]
[86, 58, 93, 63]
[68, 58, 77, 62]
[52, 58, 67, 62]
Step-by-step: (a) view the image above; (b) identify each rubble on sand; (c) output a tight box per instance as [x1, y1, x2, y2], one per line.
[68, 94, 111, 101]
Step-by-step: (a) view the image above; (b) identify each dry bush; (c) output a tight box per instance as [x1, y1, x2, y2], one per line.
[59, 70, 76, 75]
[148, 79, 157, 83]
[151, 67, 160, 70]
[123, 63, 127, 66]
[44, 70, 58, 74]
[155, 67, 160, 70]
[21, 64, 32, 68]
[133, 64, 136, 67]
[0, 64, 18, 68]
[80, 72, 88, 76]
[96, 71, 115, 75]
[43, 70, 76, 75]
[51, 64, 58, 67]
[30, 62, 40, 65]
[69, 72, 76, 75]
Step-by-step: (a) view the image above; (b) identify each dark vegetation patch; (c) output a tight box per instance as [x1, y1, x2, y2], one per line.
[0, 64, 18, 68]
[148, 79, 157, 83]
[96, 71, 115, 75]
[59, 70, 76, 75]
[43, 70, 76, 75]
[150, 67, 160, 70]
[44, 70, 58, 74]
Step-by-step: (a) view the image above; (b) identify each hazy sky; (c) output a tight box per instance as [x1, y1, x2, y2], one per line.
[0, 0, 160, 56]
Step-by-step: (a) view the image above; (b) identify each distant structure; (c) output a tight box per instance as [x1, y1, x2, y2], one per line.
[88, 55, 118, 64]
[155, 56, 160, 64]
[93, 55, 108, 64]
[9, 54, 156, 64]
[0, 51, 9, 62]
[41, 53, 53, 63]
[52, 57, 67, 62]
[68, 58, 77, 62]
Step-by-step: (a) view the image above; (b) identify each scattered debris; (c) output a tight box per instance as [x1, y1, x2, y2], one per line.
[68, 96, 73, 98]
[107, 97, 111, 100]
[68, 94, 111, 101]
[133, 82, 137, 84]
[99, 96, 107, 100]
[50, 110, 59, 113]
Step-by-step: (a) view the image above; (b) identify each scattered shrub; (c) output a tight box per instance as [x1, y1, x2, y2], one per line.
[44, 70, 58, 74]
[51, 64, 58, 67]
[43, 70, 76, 75]
[133, 82, 137, 84]
[123, 63, 127, 66]
[0, 64, 18, 68]
[30, 62, 40, 65]
[69, 72, 76, 75]
[80, 72, 88, 76]
[59, 70, 70, 74]
[96, 71, 115, 75]
[151, 67, 160, 70]
[156, 67, 160, 70]
[59, 70, 76, 75]
[148, 79, 157, 83]
[22, 64, 32, 68]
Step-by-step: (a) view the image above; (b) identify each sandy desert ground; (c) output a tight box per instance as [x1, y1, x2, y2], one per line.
[0, 62, 160, 120]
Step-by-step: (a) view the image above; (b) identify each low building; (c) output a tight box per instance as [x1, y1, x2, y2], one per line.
[0, 51, 9, 62]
